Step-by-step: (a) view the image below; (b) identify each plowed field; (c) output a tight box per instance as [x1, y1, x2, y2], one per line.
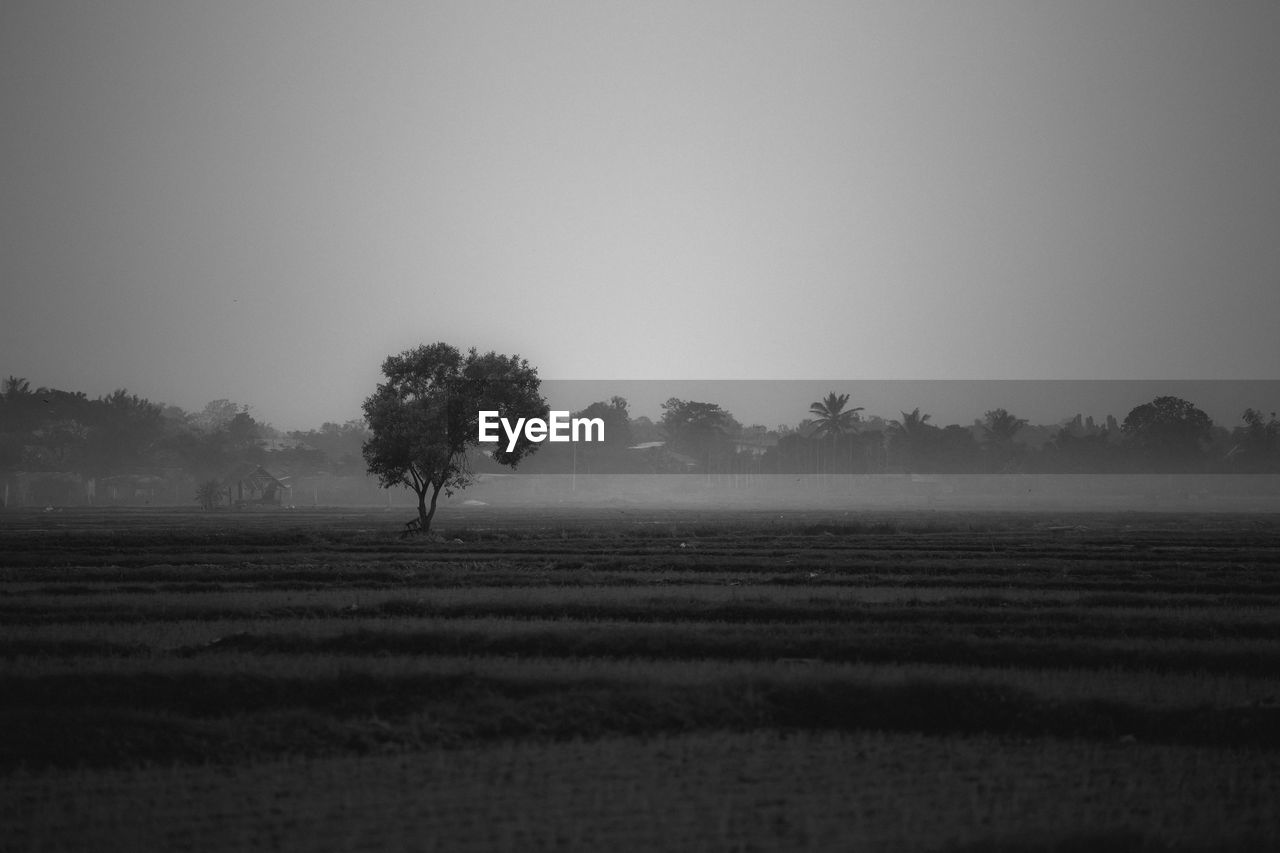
[3, 506, 1278, 851]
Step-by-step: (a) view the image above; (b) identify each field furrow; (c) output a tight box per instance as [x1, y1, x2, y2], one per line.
[3, 507, 1279, 849]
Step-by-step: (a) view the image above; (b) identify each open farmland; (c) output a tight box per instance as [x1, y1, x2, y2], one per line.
[2, 506, 1279, 851]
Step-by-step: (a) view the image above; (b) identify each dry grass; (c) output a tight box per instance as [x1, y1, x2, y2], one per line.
[5, 731, 1276, 853]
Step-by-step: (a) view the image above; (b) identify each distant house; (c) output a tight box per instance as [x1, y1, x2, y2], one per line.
[99, 471, 176, 505]
[227, 464, 291, 506]
[732, 435, 778, 457]
[260, 437, 310, 453]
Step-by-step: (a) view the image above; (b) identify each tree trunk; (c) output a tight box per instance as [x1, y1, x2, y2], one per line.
[417, 480, 444, 533]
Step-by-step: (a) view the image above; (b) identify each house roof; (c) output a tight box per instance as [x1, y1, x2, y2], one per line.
[226, 463, 290, 486]
[261, 437, 310, 452]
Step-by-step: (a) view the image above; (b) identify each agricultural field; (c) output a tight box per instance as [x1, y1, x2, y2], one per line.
[2, 505, 1279, 851]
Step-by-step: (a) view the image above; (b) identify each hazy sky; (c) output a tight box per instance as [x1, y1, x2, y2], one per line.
[3, 1, 1278, 430]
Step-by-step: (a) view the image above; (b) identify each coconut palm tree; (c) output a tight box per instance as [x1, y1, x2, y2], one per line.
[808, 392, 864, 475]
[808, 393, 863, 440]
[889, 408, 933, 473]
[2, 376, 31, 401]
[891, 408, 931, 436]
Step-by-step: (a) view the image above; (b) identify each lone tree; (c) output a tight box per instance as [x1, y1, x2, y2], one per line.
[361, 343, 546, 533]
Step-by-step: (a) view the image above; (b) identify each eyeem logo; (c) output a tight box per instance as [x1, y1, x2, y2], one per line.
[478, 411, 605, 452]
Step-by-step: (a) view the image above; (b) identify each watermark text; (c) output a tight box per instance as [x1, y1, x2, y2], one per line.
[478, 411, 604, 451]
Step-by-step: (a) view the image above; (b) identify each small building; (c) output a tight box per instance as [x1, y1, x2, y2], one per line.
[227, 464, 291, 507]
[732, 436, 778, 457]
[100, 472, 171, 504]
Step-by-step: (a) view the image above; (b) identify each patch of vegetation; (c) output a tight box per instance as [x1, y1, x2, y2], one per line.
[4, 671, 1279, 771]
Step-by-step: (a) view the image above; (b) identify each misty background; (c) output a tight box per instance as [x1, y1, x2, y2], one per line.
[3, 1, 1279, 434]
[3, 374, 1278, 510]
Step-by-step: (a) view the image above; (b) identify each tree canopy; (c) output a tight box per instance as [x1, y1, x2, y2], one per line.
[361, 343, 545, 532]
[660, 398, 739, 469]
[1121, 396, 1214, 471]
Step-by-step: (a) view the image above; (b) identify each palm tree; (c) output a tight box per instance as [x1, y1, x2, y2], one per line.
[808, 392, 864, 475]
[2, 376, 31, 401]
[808, 393, 863, 440]
[889, 408, 933, 473]
[891, 408, 932, 436]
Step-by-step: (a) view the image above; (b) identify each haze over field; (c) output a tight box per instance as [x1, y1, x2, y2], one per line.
[3, 1, 1278, 431]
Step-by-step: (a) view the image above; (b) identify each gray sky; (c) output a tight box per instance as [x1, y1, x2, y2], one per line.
[3, 1, 1278, 431]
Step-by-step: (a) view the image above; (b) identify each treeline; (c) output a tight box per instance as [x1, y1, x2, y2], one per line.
[502, 394, 1280, 477]
[0, 376, 370, 489]
[3, 376, 1279, 501]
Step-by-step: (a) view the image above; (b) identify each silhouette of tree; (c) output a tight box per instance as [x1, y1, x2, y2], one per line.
[935, 424, 981, 473]
[287, 420, 371, 475]
[808, 393, 863, 440]
[2, 376, 31, 400]
[981, 408, 1028, 472]
[1041, 427, 1119, 473]
[362, 343, 545, 533]
[83, 389, 164, 475]
[982, 409, 1027, 444]
[1121, 396, 1213, 472]
[888, 408, 936, 473]
[571, 397, 633, 474]
[1228, 408, 1280, 472]
[660, 398, 738, 471]
[805, 393, 865, 475]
